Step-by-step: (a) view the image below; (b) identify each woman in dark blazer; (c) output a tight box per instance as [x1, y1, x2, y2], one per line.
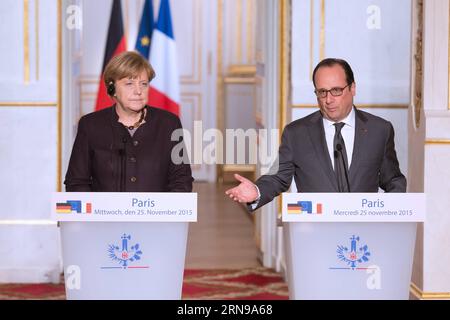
[64, 51, 193, 192]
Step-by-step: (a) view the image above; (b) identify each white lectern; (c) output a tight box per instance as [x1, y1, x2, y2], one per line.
[51, 192, 197, 300]
[282, 193, 426, 300]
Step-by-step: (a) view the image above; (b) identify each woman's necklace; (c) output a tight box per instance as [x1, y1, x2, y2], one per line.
[125, 108, 146, 130]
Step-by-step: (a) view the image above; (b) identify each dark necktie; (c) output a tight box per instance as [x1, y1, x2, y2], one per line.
[333, 122, 350, 192]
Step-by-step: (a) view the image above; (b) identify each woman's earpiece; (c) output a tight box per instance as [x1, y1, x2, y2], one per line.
[107, 81, 116, 96]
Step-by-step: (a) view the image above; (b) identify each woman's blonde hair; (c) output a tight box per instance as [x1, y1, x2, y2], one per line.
[103, 51, 156, 92]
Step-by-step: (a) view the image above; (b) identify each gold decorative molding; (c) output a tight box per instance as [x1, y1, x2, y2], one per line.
[24, 0, 30, 84]
[217, 0, 224, 182]
[425, 139, 450, 144]
[0, 102, 57, 107]
[222, 165, 256, 183]
[319, 0, 325, 60]
[413, 0, 424, 128]
[292, 103, 409, 109]
[247, 0, 254, 63]
[237, 0, 243, 62]
[224, 77, 256, 84]
[278, 0, 291, 216]
[279, 0, 290, 132]
[78, 76, 99, 84]
[410, 283, 450, 299]
[81, 92, 97, 98]
[292, 104, 318, 109]
[35, 0, 39, 81]
[223, 164, 256, 172]
[309, 0, 314, 78]
[358, 104, 409, 109]
[57, 0, 62, 191]
[227, 64, 256, 76]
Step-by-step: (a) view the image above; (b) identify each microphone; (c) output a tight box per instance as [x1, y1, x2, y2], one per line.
[335, 144, 351, 192]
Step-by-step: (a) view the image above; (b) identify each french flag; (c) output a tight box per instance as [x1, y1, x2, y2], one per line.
[148, 0, 180, 116]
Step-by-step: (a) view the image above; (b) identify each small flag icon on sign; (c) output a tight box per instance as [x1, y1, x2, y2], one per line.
[56, 201, 92, 214]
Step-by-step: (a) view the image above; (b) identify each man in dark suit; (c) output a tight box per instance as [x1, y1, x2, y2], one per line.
[225, 58, 406, 209]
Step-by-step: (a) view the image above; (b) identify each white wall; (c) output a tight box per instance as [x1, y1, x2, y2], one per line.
[0, 0, 61, 283]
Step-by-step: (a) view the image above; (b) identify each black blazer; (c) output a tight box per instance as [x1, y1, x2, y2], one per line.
[254, 108, 406, 210]
[64, 106, 193, 192]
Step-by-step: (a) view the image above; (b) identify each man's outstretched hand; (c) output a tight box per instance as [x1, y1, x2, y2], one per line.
[225, 174, 259, 203]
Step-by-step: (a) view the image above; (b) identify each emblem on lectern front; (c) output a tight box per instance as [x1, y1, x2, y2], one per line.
[107, 234, 144, 268]
[336, 235, 371, 269]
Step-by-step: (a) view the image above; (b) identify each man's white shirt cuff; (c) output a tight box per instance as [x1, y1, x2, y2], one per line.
[249, 184, 261, 210]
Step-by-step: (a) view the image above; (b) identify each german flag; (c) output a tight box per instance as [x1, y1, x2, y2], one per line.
[56, 203, 72, 214]
[287, 203, 302, 214]
[94, 0, 127, 111]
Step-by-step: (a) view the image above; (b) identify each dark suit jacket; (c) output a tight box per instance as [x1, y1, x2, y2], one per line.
[64, 106, 193, 192]
[253, 108, 406, 210]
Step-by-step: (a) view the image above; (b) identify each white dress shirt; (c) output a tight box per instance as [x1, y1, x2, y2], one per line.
[322, 107, 355, 169]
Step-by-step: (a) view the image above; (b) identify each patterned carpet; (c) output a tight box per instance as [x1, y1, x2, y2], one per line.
[0, 267, 289, 300]
[182, 268, 288, 300]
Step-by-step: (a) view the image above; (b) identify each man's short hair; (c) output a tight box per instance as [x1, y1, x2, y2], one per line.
[312, 58, 355, 87]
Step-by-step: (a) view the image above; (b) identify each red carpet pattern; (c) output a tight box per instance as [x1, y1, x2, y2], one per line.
[182, 268, 289, 300]
[0, 268, 288, 300]
[0, 282, 65, 300]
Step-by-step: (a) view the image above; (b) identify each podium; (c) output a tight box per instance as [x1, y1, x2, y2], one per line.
[51, 192, 197, 300]
[282, 193, 426, 300]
